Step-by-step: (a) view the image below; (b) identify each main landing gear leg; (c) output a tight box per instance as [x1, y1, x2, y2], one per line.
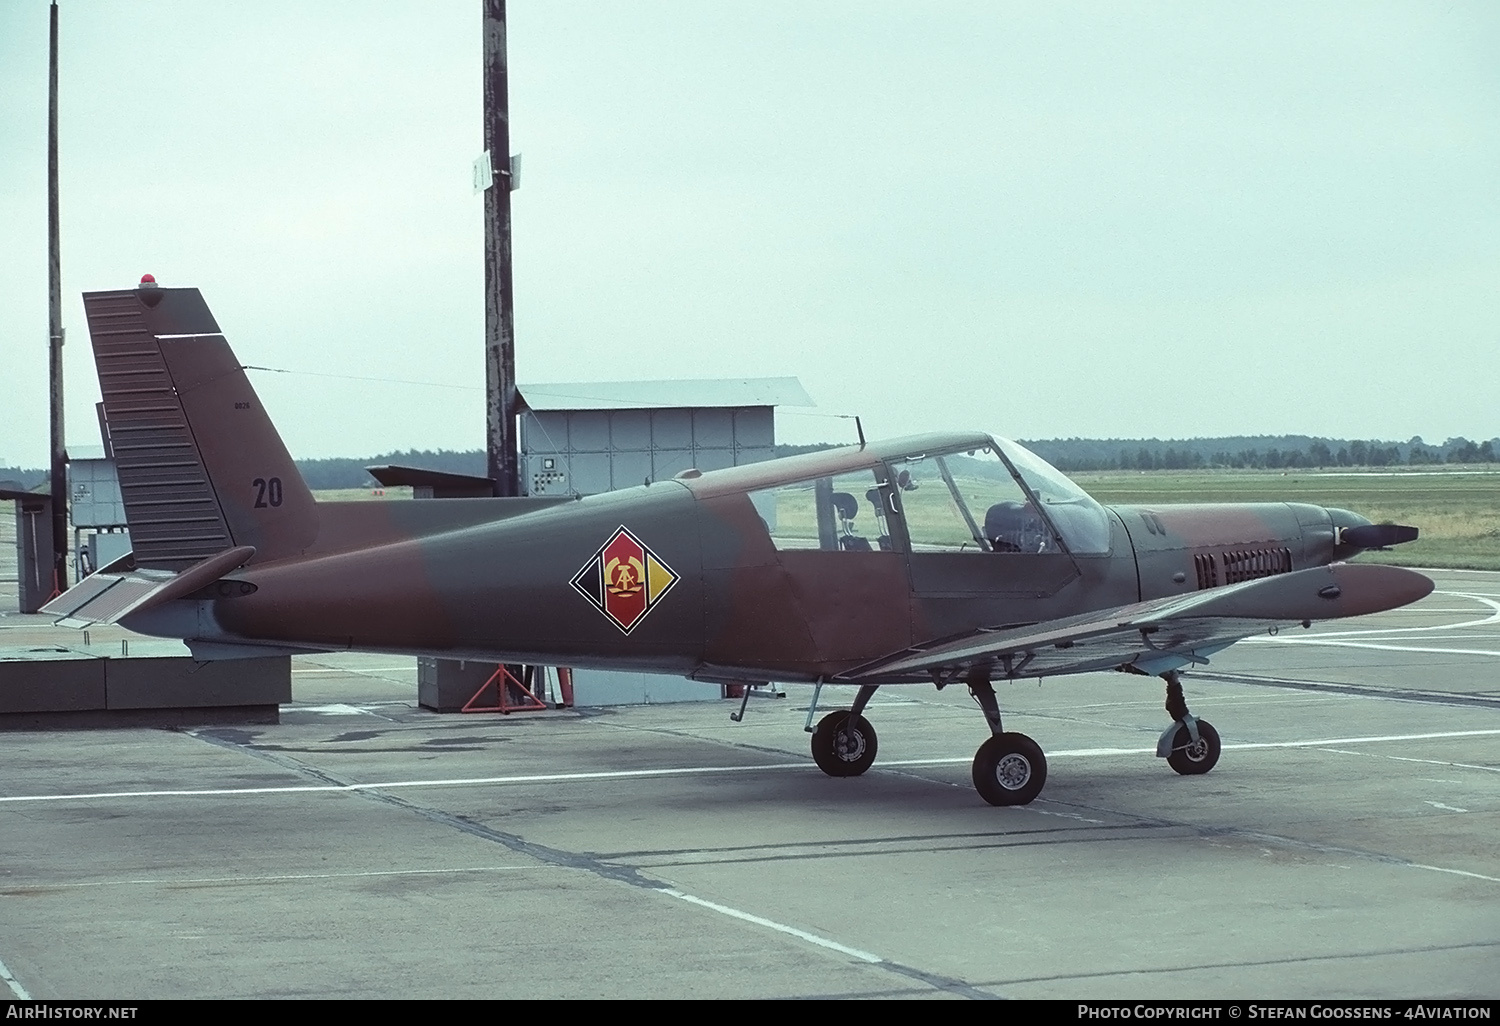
[810, 684, 879, 777]
[967, 668, 1047, 806]
[1156, 669, 1221, 775]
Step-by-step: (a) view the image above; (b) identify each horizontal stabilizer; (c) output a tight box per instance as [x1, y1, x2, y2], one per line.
[42, 545, 255, 628]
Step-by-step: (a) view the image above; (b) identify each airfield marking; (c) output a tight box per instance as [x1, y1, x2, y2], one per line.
[1423, 801, 1470, 813]
[1321, 748, 1500, 776]
[661, 889, 882, 963]
[0, 955, 29, 1000]
[1258, 640, 1500, 657]
[656, 888, 1003, 998]
[1220, 729, 1500, 750]
[1407, 864, 1500, 884]
[293, 703, 392, 716]
[0, 762, 813, 802]
[1243, 591, 1500, 656]
[1247, 591, 1500, 640]
[2, 728, 1497, 805]
[1297, 633, 1500, 641]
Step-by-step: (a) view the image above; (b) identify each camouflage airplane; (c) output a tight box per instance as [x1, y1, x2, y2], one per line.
[45, 280, 1432, 806]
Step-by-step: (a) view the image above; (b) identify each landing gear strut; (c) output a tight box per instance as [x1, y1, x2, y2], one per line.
[1156, 670, 1221, 775]
[968, 668, 1047, 806]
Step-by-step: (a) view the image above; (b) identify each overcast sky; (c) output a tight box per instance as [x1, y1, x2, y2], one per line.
[2, 1, 1497, 466]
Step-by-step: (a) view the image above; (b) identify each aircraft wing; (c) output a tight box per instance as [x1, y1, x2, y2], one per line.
[42, 545, 255, 628]
[840, 562, 1434, 683]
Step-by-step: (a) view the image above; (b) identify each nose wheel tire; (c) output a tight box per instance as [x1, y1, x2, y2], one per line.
[972, 732, 1047, 806]
[1166, 719, 1221, 775]
[811, 711, 878, 777]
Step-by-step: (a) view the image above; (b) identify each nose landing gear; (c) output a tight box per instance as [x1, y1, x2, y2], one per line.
[1157, 669, 1221, 775]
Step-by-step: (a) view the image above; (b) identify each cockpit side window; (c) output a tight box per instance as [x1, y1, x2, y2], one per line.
[750, 468, 891, 552]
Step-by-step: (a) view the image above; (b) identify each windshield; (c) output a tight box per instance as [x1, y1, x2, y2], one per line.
[992, 438, 1113, 554]
[888, 446, 1057, 554]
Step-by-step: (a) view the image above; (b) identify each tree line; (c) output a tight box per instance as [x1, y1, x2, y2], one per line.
[1017, 436, 1500, 472]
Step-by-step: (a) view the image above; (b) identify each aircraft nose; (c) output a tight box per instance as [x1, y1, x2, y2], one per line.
[1326, 507, 1373, 535]
[1326, 507, 1373, 561]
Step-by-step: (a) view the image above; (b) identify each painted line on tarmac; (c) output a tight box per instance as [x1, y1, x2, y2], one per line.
[3, 728, 1498, 805]
[1245, 591, 1500, 643]
[1423, 801, 1470, 813]
[1224, 729, 1500, 750]
[1323, 748, 1500, 776]
[662, 889, 881, 962]
[0, 955, 29, 1000]
[1191, 670, 1500, 710]
[661, 889, 996, 997]
[0, 762, 813, 803]
[1295, 633, 1500, 641]
[1258, 640, 1500, 657]
[1408, 864, 1500, 884]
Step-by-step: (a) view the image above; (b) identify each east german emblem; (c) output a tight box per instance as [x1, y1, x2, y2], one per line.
[571, 526, 679, 634]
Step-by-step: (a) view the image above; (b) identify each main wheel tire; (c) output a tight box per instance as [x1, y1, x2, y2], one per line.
[810, 711, 878, 777]
[1166, 718, 1221, 776]
[972, 732, 1047, 806]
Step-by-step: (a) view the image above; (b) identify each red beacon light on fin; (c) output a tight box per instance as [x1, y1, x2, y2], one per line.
[136, 273, 164, 307]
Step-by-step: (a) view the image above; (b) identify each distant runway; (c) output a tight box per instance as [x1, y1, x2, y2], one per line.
[0, 569, 1495, 999]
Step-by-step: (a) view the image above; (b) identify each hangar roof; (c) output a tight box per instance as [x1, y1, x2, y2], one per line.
[517, 377, 814, 413]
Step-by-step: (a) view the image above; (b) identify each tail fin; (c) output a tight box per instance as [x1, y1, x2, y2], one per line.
[83, 282, 316, 571]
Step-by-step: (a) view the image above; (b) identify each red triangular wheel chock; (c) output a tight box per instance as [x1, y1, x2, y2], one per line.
[462, 664, 548, 714]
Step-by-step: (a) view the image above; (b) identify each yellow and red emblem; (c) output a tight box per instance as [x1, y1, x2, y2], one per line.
[570, 526, 679, 634]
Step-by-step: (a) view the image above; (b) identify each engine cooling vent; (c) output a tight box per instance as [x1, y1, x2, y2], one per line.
[1222, 547, 1293, 585]
[1194, 553, 1219, 589]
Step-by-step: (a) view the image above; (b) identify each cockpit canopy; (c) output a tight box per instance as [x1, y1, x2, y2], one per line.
[749, 436, 1112, 556]
[887, 438, 1111, 556]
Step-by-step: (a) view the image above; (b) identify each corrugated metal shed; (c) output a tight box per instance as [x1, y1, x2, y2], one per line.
[517, 377, 814, 497]
[68, 445, 127, 530]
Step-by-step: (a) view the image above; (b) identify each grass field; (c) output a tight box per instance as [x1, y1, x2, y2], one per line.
[1075, 467, 1500, 571]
